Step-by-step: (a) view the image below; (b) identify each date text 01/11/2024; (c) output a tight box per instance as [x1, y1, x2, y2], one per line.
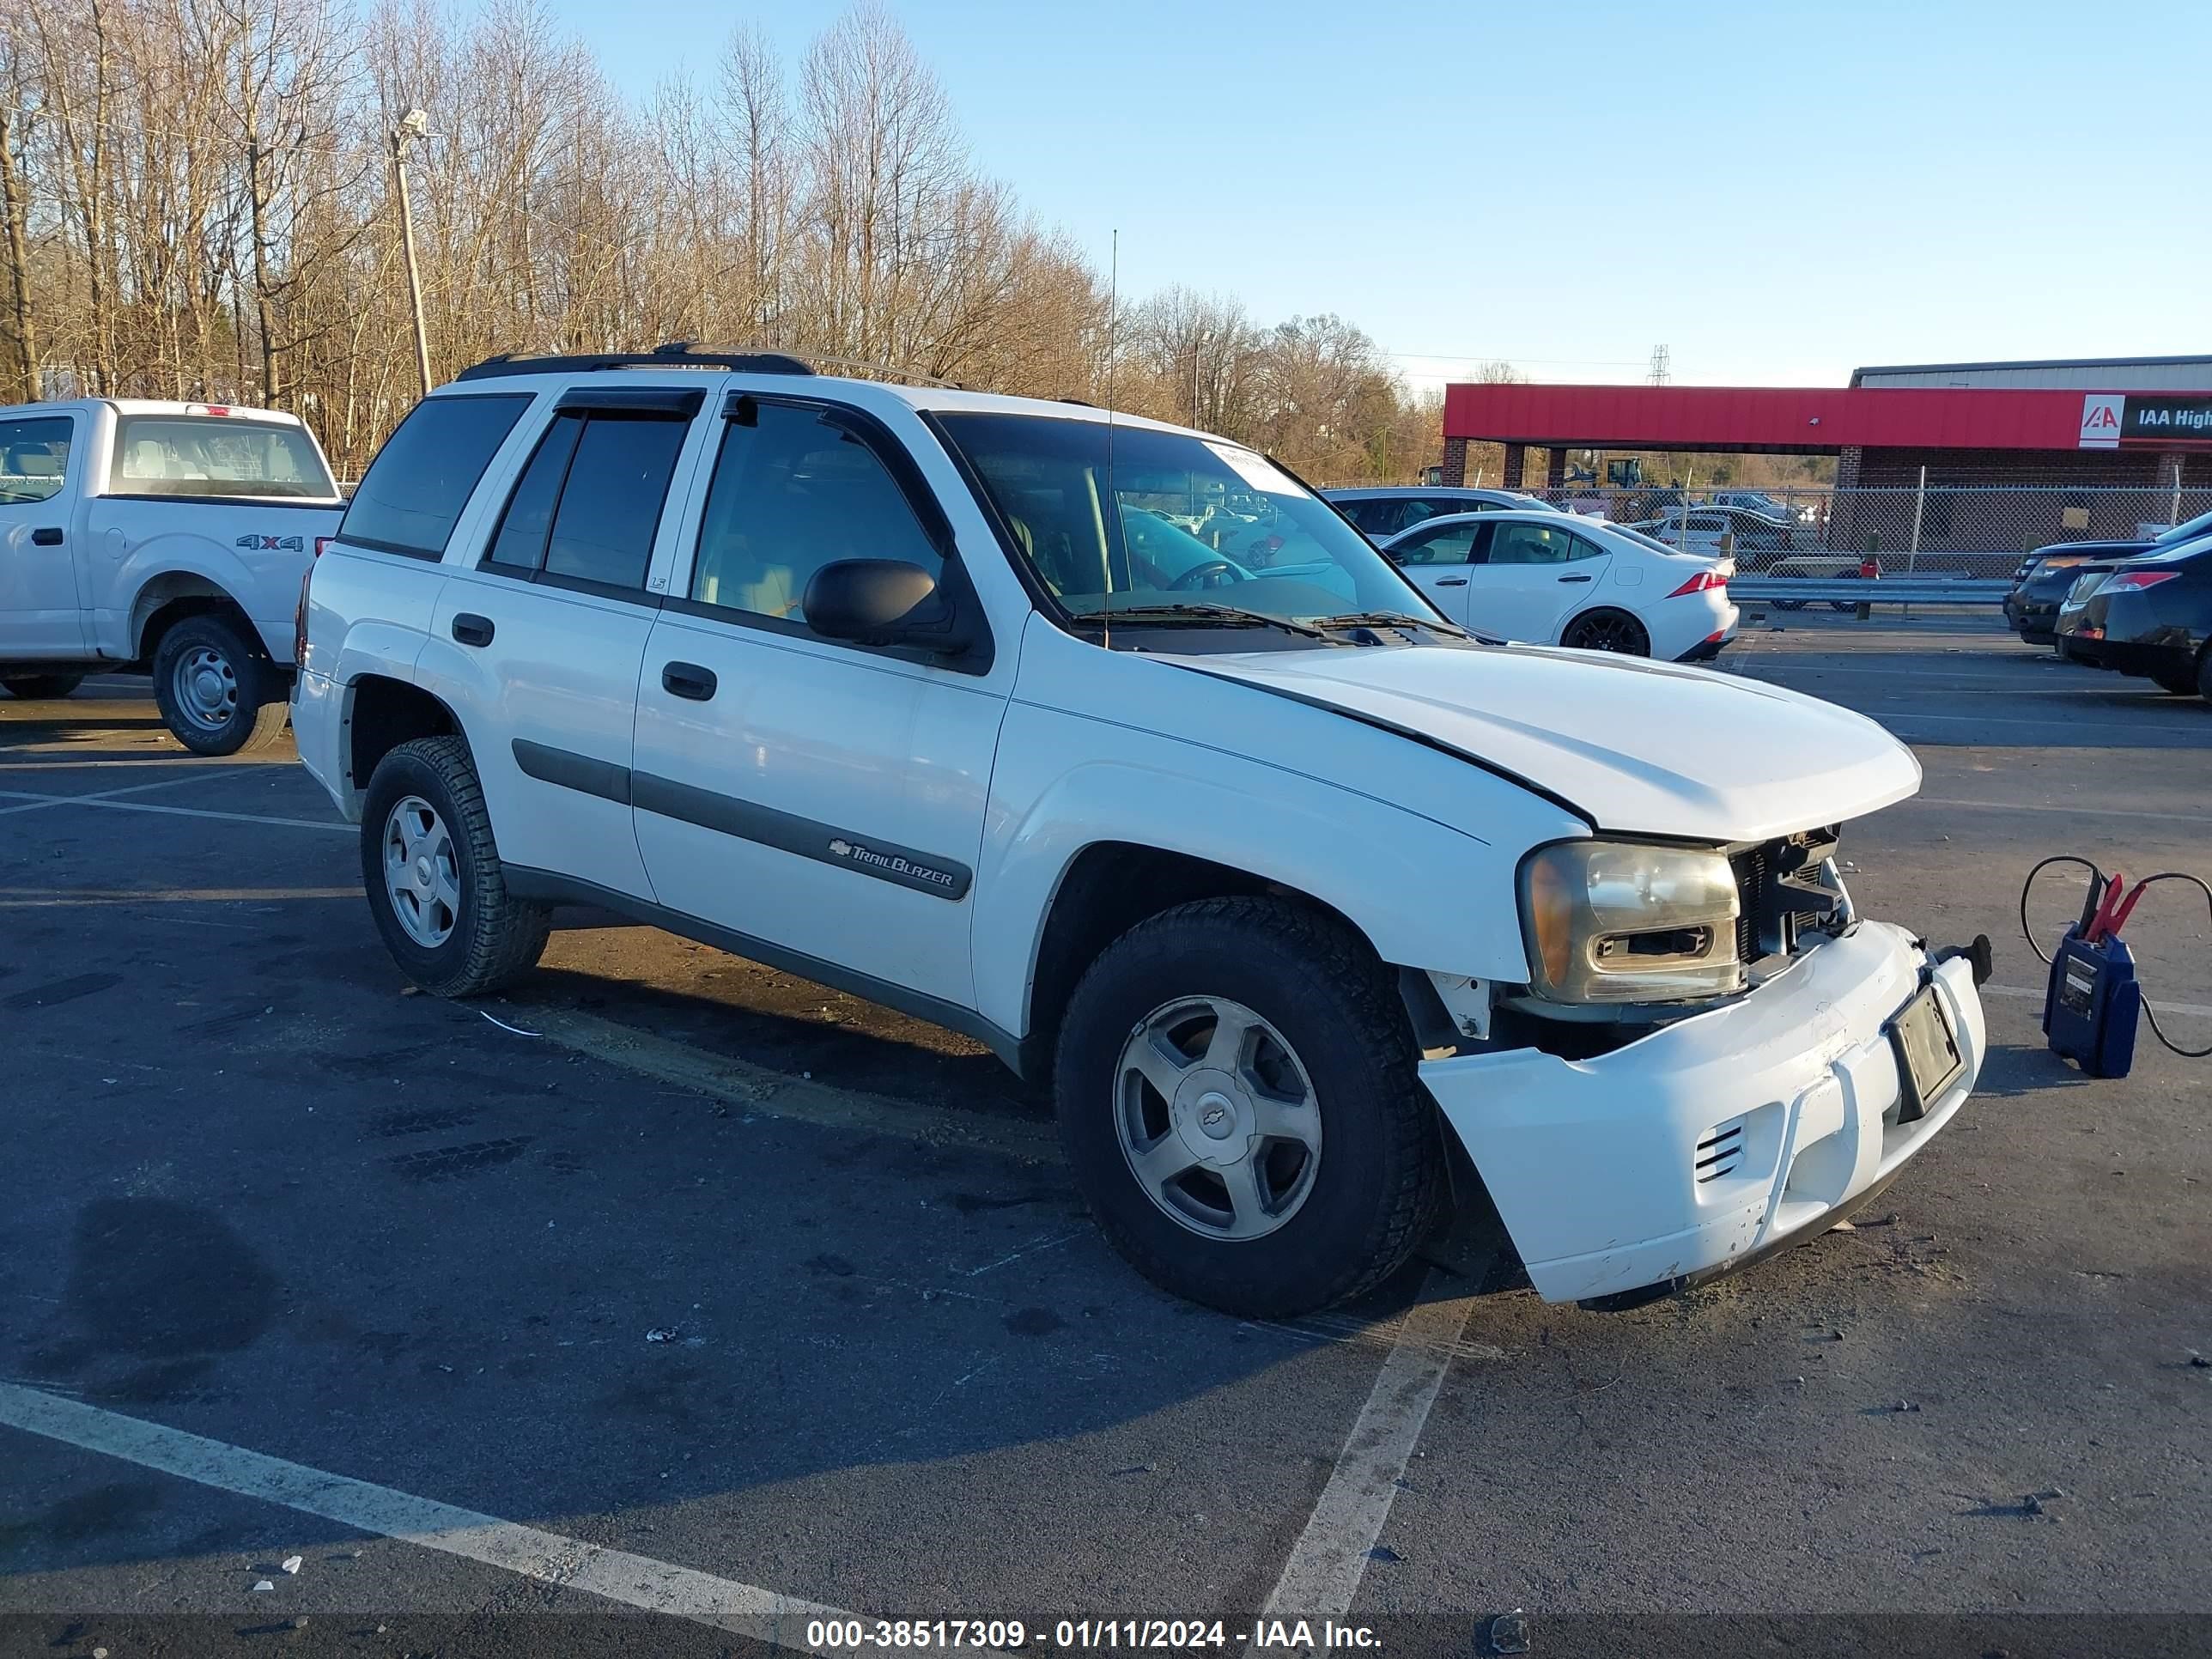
[803, 1620, 1384, 1650]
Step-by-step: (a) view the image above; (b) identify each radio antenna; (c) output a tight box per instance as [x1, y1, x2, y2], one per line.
[1103, 228, 1118, 644]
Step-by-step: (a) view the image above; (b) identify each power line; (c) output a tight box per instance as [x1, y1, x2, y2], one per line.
[1389, 350, 1647, 367]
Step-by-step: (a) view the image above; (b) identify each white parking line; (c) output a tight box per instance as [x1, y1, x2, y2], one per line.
[0, 885, 360, 907]
[1984, 983, 2212, 1020]
[0, 768, 252, 818]
[0, 1382, 860, 1650]
[1905, 795, 2207, 823]
[1262, 1277, 1469, 1629]
[0, 787, 349, 833]
[1869, 708, 2209, 732]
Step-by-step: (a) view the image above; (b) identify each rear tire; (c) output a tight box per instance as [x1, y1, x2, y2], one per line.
[360, 735, 550, 997]
[0, 673, 84, 699]
[2198, 648, 2212, 707]
[151, 614, 287, 756]
[1053, 896, 1443, 1318]
[1559, 608, 1651, 657]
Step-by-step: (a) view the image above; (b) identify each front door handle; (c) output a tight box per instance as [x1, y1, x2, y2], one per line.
[662, 661, 718, 702]
[1436, 577, 1468, 587]
[30, 526, 63, 546]
[1557, 574, 1594, 583]
[451, 612, 495, 647]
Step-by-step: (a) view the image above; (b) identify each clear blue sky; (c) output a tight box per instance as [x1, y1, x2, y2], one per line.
[546, 0, 2211, 390]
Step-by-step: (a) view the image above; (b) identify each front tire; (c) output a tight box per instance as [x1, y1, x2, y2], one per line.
[0, 673, 84, 699]
[150, 615, 287, 755]
[360, 735, 550, 997]
[1054, 896, 1443, 1318]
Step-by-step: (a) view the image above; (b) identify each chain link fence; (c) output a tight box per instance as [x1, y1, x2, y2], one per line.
[1504, 484, 2212, 577]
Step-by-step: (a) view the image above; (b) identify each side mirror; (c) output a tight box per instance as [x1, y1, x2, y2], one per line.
[802, 559, 965, 653]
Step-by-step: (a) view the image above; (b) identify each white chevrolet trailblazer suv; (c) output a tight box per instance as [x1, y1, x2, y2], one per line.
[295, 345, 1989, 1318]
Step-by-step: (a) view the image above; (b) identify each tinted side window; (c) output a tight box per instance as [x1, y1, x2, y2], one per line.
[1339, 499, 1391, 533]
[483, 414, 585, 574]
[689, 403, 939, 623]
[341, 395, 532, 558]
[1391, 522, 1480, 565]
[1487, 522, 1579, 565]
[542, 416, 688, 591]
[0, 416, 72, 505]
[1565, 534, 1605, 562]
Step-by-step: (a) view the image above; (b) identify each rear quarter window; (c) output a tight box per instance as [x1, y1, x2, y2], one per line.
[340, 394, 534, 559]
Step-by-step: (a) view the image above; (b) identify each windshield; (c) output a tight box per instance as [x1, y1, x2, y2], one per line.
[2153, 507, 2212, 545]
[112, 416, 337, 500]
[935, 413, 1440, 626]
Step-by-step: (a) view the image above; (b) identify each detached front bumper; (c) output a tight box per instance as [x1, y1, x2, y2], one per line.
[1420, 921, 1984, 1304]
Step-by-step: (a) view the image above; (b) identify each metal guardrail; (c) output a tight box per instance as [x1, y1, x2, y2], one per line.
[1729, 577, 2011, 605]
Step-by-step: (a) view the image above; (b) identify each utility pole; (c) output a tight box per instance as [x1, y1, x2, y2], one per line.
[390, 109, 433, 399]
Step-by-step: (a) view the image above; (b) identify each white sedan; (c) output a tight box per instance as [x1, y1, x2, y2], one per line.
[1381, 509, 1739, 661]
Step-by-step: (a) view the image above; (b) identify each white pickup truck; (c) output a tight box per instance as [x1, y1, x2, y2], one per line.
[0, 398, 344, 752]
[295, 346, 1990, 1318]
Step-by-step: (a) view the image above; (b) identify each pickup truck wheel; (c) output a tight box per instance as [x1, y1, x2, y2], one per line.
[360, 736, 550, 997]
[151, 616, 288, 755]
[1054, 896, 1442, 1317]
[0, 674, 84, 699]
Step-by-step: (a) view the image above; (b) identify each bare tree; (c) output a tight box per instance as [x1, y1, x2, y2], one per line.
[0, 0, 1440, 482]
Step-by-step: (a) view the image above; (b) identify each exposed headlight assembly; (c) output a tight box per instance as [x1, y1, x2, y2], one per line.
[1518, 840, 1744, 1004]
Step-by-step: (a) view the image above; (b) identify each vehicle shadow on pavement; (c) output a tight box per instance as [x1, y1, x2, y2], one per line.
[1966, 1042, 2095, 1100]
[514, 953, 1039, 1121]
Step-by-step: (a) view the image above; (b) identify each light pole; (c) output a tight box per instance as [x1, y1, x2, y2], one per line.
[390, 108, 433, 399]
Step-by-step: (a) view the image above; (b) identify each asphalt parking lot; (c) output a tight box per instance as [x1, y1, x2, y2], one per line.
[3, 611, 2209, 1658]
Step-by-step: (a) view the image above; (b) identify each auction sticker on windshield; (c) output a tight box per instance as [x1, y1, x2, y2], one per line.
[1205, 441, 1299, 495]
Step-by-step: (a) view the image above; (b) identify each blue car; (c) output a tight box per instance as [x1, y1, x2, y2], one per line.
[2006, 507, 2212, 641]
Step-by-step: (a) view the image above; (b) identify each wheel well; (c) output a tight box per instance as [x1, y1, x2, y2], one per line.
[348, 676, 460, 793]
[1563, 605, 1648, 645]
[1021, 842, 1376, 1074]
[133, 578, 260, 666]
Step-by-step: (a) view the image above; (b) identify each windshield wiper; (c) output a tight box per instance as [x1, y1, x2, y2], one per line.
[1310, 610, 1471, 639]
[1077, 604, 1336, 641]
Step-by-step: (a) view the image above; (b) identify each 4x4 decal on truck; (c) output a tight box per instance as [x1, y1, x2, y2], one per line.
[510, 739, 971, 900]
[237, 533, 307, 551]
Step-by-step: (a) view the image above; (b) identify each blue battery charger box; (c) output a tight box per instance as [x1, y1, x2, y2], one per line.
[2042, 926, 2142, 1079]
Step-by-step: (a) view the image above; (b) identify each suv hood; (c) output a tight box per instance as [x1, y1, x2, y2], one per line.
[1176, 644, 1919, 843]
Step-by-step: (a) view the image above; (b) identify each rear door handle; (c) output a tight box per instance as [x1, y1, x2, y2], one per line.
[662, 661, 717, 702]
[1436, 577, 1468, 587]
[1558, 574, 1593, 583]
[451, 612, 495, 647]
[30, 526, 63, 546]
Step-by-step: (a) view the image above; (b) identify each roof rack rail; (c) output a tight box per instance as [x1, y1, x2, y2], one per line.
[451, 341, 966, 390]
[453, 343, 815, 382]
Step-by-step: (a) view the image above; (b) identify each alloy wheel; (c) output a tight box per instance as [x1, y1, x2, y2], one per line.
[1113, 995, 1322, 1241]
[381, 794, 462, 948]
